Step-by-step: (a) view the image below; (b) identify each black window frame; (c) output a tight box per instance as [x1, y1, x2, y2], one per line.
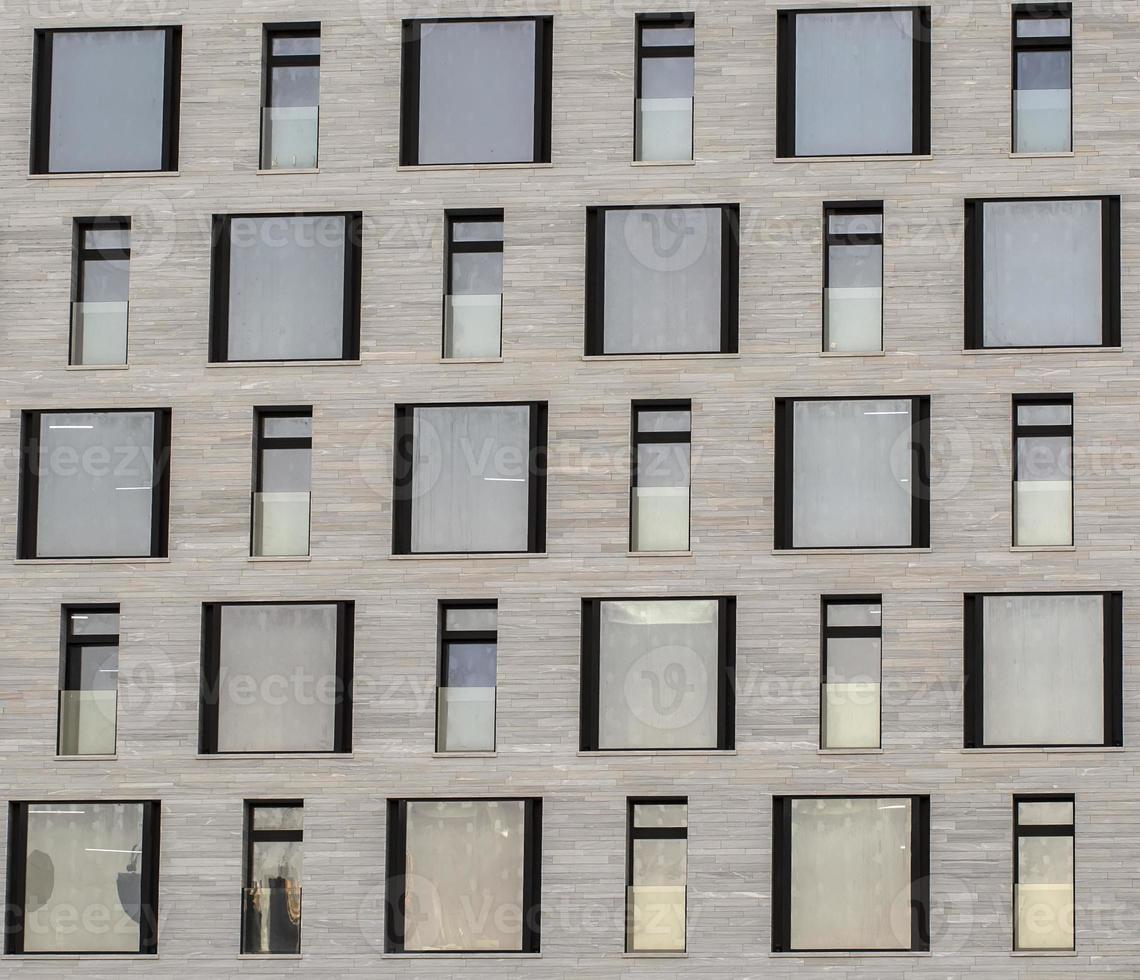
[384, 797, 542, 954]
[241, 799, 304, 955]
[443, 208, 505, 358]
[436, 599, 498, 753]
[251, 406, 313, 557]
[17, 407, 173, 561]
[1012, 3, 1072, 154]
[392, 401, 548, 556]
[625, 796, 688, 953]
[819, 594, 882, 750]
[963, 195, 1121, 350]
[630, 399, 692, 553]
[775, 7, 931, 159]
[822, 201, 884, 352]
[31, 26, 182, 175]
[771, 794, 930, 953]
[208, 211, 363, 364]
[1012, 393, 1073, 547]
[198, 600, 355, 755]
[399, 16, 554, 167]
[773, 395, 931, 550]
[1012, 793, 1076, 952]
[584, 203, 740, 356]
[260, 23, 321, 170]
[70, 216, 132, 366]
[963, 591, 1123, 749]
[5, 799, 161, 955]
[634, 12, 696, 162]
[58, 603, 120, 756]
[579, 595, 736, 752]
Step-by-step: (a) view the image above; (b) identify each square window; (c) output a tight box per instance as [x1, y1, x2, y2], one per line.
[631, 401, 692, 552]
[261, 24, 320, 170]
[635, 14, 695, 162]
[1013, 395, 1073, 547]
[252, 408, 313, 557]
[71, 218, 130, 366]
[1013, 794, 1075, 951]
[58, 605, 120, 756]
[444, 210, 504, 358]
[242, 801, 303, 954]
[823, 202, 883, 352]
[820, 596, 882, 749]
[626, 798, 687, 952]
[436, 601, 498, 752]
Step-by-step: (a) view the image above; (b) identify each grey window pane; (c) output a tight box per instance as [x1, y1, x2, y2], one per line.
[262, 415, 312, 439]
[642, 27, 694, 46]
[48, 30, 168, 173]
[637, 443, 690, 489]
[825, 637, 881, 683]
[261, 445, 311, 493]
[1019, 835, 1074, 885]
[272, 35, 319, 56]
[982, 199, 1102, 347]
[1017, 18, 1070, 38]
[633, 803, 687, 828]
[252, 806, 303, 832]
[1017, 404, 1072, 426]
[36, 411, 156, 558]
[826, 602, 881, 628]
[829, 244, 882, 289]
[84, 227, 130, 250]
[417, 21, 537, 165]
[794, 12, 914, 156]
[1017, 50, 1070, 91]
[445, 606, 498, 632]
[80, 257, 129, 303]
[70, 611, 120, 635]
[828, 213, 883, 235]
[642, 56, 694, 99]
[445, 642, 497, 687]
[73, 645, 119, 692]
[269, 65, 319, 107]
[216, 604, 340, 752]
[791, 399, 913, 548]
[602, 207, 723, 354]
[452, 221, 503, 242]
[451, 251, 503, 295]
[637, 410, 691, 433]
[1018, 801, 1074, 826]
[410, 405, 532, 554]
[227, 215, 347, 361]
[1017, 435, 1072, 481]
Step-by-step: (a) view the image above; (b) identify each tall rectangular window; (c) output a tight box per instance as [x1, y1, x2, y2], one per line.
[242, 802, 303, 955]
[585, 204, 739, 356]
[1013, 395, 1073, 547]
[393, 403, 547, 555]
[580, 597, 735, 751]
[385, 799, 542, 953]
[823, 203, 883, 353]
[964, 196, 1120, 349]
[635, 13, 694, 162]
[626, 799, 687, 953]
[400, 17, 553, 166]
[820, 596, 881, 750]
[436, 602, 497, 753]
[71, 218, 130, 366]
[776, 8, 931, 158]
[252, 408, 312, 557]
[199, 602, 354, 754]
[772, 796, 930, 953]
[5, 801, 160, 954]
[1014, 795, 1075, 952]
[774, 396, 930, 550]
[444, 211, 503, 359]
[631, 401, 691, 552]
[964, 592, 1122, 748]
[209, 212, 362, 363]
[31, 27, 181, 174]
[58, 606, 119, 757]
[18, 408, 172, 560]
[1013, 4, 1072, 154]
[261, 25, 320, 170]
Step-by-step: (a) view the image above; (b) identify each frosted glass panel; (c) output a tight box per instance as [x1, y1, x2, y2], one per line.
[794, 11, 914, 156]
[72, 302, 128, 365]
[628, 838, 686, 951]
[635, 98, 693, 161]
[825, 288, 882, 351]
[1017, 836, 1074, 950]
[1015, 88, 1071, 153]
[823, 635, 881, 749]
[982, 594, 1104, 745]
[404, 800, 526, 951]
[252, 492, 311, 557]
[437, 687, 496, 751]
[59, 690, 117, 756]
[1018, 801, 1074, 825]
[790, 797, 912, 950]
[262, 106, 319, 169]
[982, 200, 1102, 347]
[444, 294, 502, 358]
[633, 442, 690, 552]
[791, 399, 913, 548]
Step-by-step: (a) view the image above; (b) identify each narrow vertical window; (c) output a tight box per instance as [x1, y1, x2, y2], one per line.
[436, 602, 497, 752]
[443, 211, 504, 359]
[1013, 395, 1073, 547]
[58, 605, 119, 756]
[635, 13, 694, 162]
[820, 596, 881, 750]
[631, 401, 691, 552]
[1013, 4, 1072, 154]
[261, 25, 320, 170]
[252, 408, 312, 557]
[823, 203, 883, 353]
[626, 799, 687, 953]
[71, 218, 130, 366]
[1014, 795, 1075, 951]
[243, 802, 303, 954]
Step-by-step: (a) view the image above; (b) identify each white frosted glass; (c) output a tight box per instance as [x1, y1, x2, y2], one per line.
[794, 12, 914, 156]
[822, 683, 881, 749]
[982, 199, 1102, 347]
[632, 486, 690, 552]
[1015, 480, 1072, 546]
[633, 803, 687, 829]
[628, 836, 686, 951]
[826, 603, 881, 628]
[635, 98, 693, 161]
[791, 399, 913, 548]
[982, 594, 1104, 745]
[1017, 884, 1075, 950]
[437, 687, 496, 752]
[1015, 89, 1071, 153]
[445, 607, 498, 632]
[262, 106, 319, 169]
[58, 690, 117, 756]
[790, 797, 912, 950]
[824, 287, 883, 351]
[1018, 404, 1072, 426]
[444, 294, 502, 358]
[252, 492, 311, 557]
[1019, 801, 1074, 826]
[71, 302, 128, 365]
[404, 800, 526, 951]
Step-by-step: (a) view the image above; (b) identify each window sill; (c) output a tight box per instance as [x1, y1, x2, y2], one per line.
[248, 555, 312, 562]
[196, 752, 354, 759]
[389, 552, 548, 561]
[397, 162, 554, 172]
[206, 359, 362, 368]
[961, 746, 1124, 754]
[577, 749, 737, 757]
[628, 550, 693, 558]
[1009, 151, 1075, 159]
[65, 363, 130, 371]
[256, 168, 319, 175]
[818, 748, 883, 755]
[820, 350, 886, 358]
[440, 356, 504, 364]
[55, 754, 117, 761]
[582, 353, 740, 361]
[6, 954, 160, 959]
[630, 159, 695, 167]
[622, 951, 688, 957]
[432, 751, 497, 758]
[772, 548, 932, 556]
[963, 346, 1121, 355]
[28, 171, 180, 180]
[238, 953, 303, 959]
[773, 155, 932, 164]
[13, 557, 171, 565]
[770, 951, 931, 958]
[1011, 950, 1078, 956]
[384, 952, 542, 959]
[1010, 545, 1076, 552]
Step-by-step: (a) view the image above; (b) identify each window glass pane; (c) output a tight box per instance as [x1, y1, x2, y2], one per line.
[794, 12, 914, 156]
[70, 610, 119, 635]
[252, 806, 304, 832]
[1017, 50, 1070, 90]
[829, 244, 882, 288]
[633, 803, 687, 828]
[791, 399, 913, 548]
[597, 599, 719, 749]
[48, 30, 168, 173]
[602, 207, 723, 354]
[261, 446, 312, 493]
[417, 20, 537, 165]
[439, 642, 496, 751]
[452, 221, 503, 242]
[1018, 801, 1074, 826]
[80, 257, 129, 303]
[982, 594, 1104, 745]
[444, 643, 497, 688]
[1017, 835, 1074, 950]
[23, 803, 146, 952]
[789, 797, 912, 950]
[84, 227, 130, 250]
[227, 215, 347, 361]
[823, 635, 881, 749]
[630, 837, 686, 951]
[59, 642, 119, 755]
[450, 251, 503, 295]
[637, 410, 691, 433]
[272, 34, 320, 56]
[403, 800, 526, 951]
[71, 645, 119, 691]
[269, 65, 319, 107]
[982, 200, 1102, 347]
[1015, 434, 1072, 546]
[828, 213, 883, 236]
[642, 26, 694, 46]
[36, 411, 156, 558]
[445, 606, 498, 632]
[1017, 403, 1072, 426]
[1017, 17, 1070, 38]
[216, 604, 340, 752]
[825, 637, 881, 683]
[251, 839, 303, 886]
[410, 405, 531, 554]
[826, 602, 881, 628]
[641, 56, 694, 99]
[262, 415, 312, 439]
